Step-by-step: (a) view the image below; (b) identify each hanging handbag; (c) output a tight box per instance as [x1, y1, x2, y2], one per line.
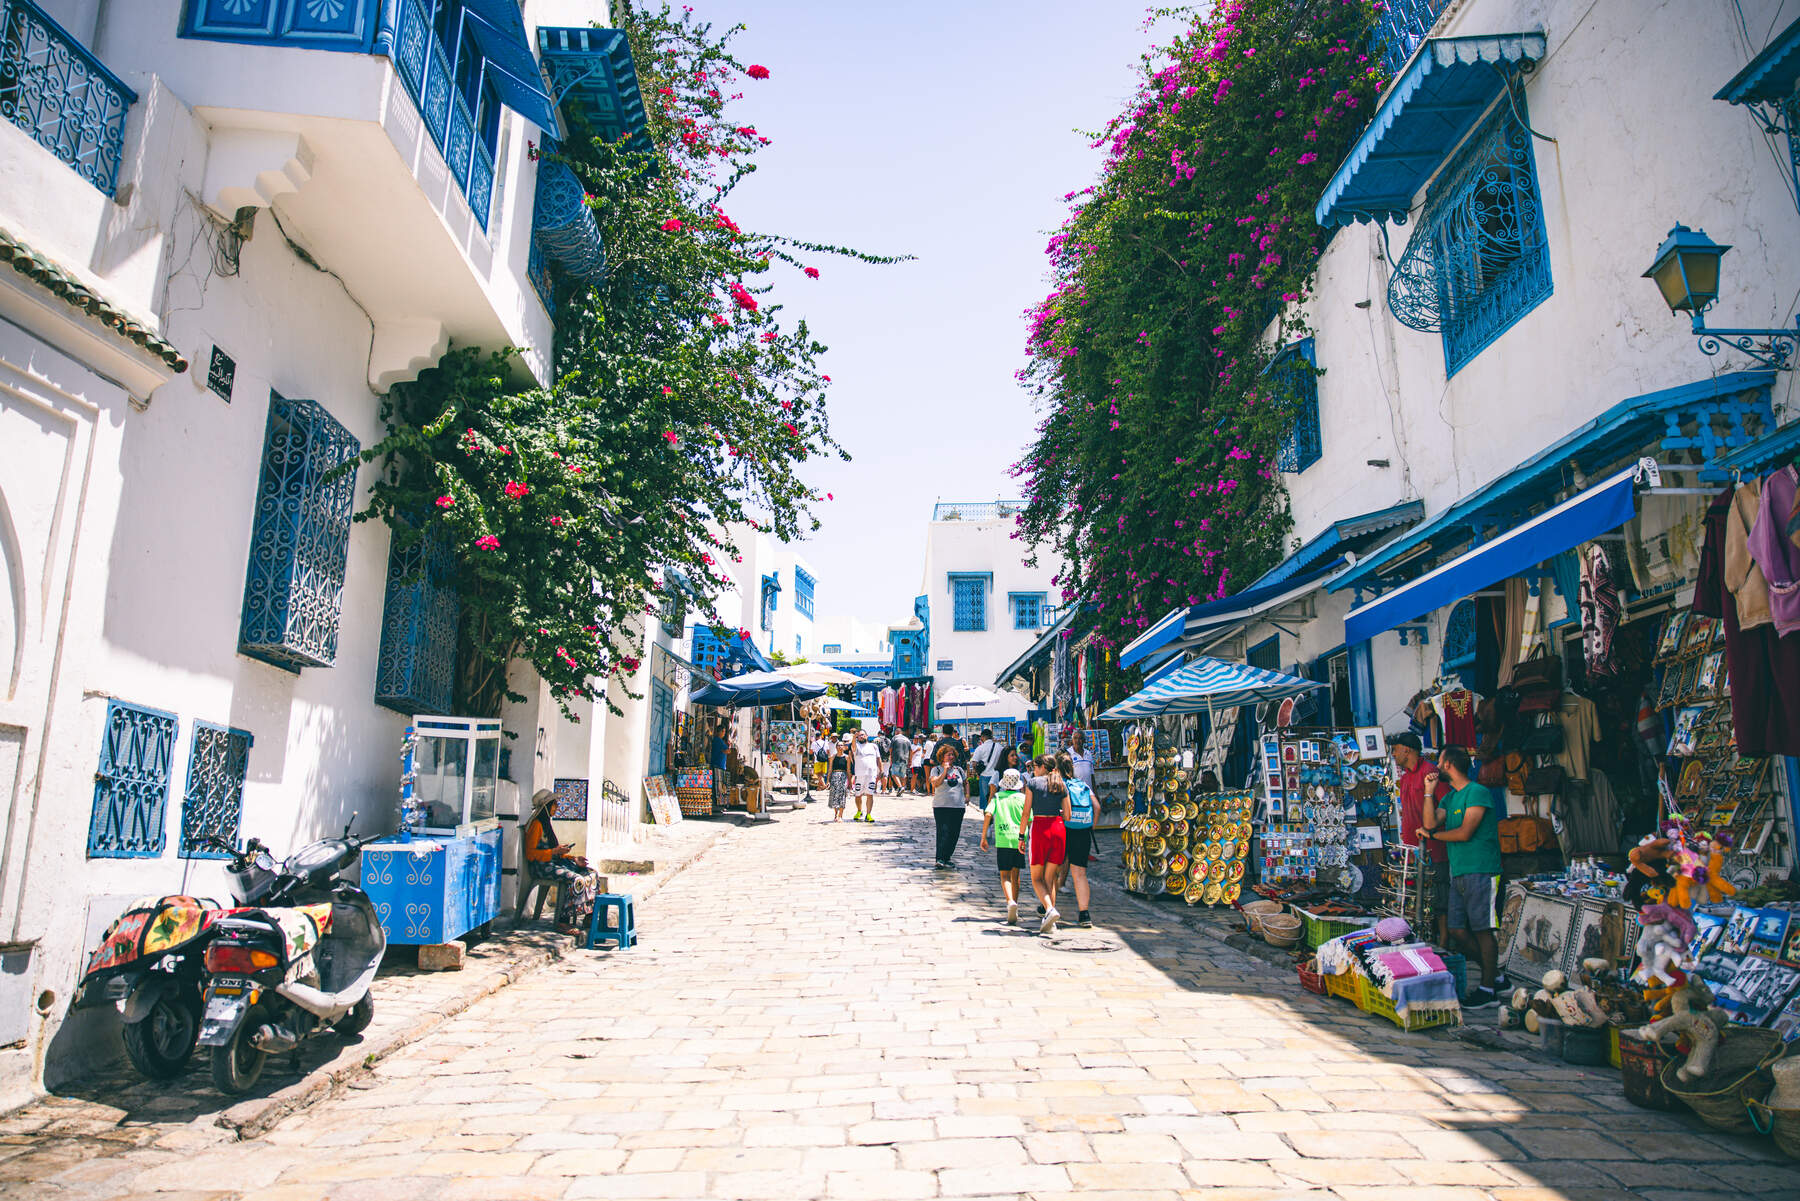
[1513, 646, 1564, 714]
[1478, 756, 1506, 789]
[1520, 723, 1565, 754]
[1522, 763, 1566, 796]
[1504, 751, 1530, 795]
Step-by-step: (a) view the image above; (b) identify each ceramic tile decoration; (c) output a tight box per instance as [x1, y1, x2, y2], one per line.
[551, 777, 589, 821]
[1500, 889, 1578, 985]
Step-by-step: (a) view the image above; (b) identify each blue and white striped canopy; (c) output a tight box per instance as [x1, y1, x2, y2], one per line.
[1100, 656, 1325, 720]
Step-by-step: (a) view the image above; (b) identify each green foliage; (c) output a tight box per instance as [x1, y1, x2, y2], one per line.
[355, 2, 904, 716]
[1015, 0, 1380, 646]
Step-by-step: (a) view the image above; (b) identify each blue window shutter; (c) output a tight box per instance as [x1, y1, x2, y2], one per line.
[1349, 642, 1377, 727]
[375, 526, 459, 714]
[950, 575, 987, 631]
[1271, 338, 1321, 474]
[794, 568, 816, 619]
[180, 723, 253, 858]
[240, 394, 360, 671]
[88, 701, 178, 858]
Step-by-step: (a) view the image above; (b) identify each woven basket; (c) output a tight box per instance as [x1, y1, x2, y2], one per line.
[1660, 1027, 1789, 1134]
[1242, 899, 1282, 934]
[1747, 1101, 1800, 1160]
[1262, 913, 1303, 948]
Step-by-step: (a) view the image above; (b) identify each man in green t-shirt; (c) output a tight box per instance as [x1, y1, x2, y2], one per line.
[1418, 745, 1504, 1008]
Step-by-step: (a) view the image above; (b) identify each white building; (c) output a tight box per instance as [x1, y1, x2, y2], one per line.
[922, 501, 1065, 695]
[0, 0, 647, 1104]
[811, 615, 890, 661]
[1117, 1, 1800, 876]
[686, 524, 822, 667]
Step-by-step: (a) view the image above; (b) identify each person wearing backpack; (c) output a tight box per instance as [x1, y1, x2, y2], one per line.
[1058, 751, 1098, 928]
[982, 768, 1029, 924]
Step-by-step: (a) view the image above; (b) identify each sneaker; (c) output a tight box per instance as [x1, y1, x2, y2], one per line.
[1077, 911, 1092, 928]
[1006, 901, 1019, 925]
[1039, 908, 1059, 934]
[1037, 904, 1047, 916]
[934, 861, 949, 870]
[1463, 986, 1500, 1008]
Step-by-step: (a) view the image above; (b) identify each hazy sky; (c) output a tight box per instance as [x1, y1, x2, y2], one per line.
[721, 0, 1172, 625]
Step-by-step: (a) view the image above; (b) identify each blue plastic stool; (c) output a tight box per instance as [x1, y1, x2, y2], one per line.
[586, 893, 637, 950]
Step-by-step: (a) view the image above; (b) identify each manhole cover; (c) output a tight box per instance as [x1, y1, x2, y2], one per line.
[1039, 931, 1125, 953]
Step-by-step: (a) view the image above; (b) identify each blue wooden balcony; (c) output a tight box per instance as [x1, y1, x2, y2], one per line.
[0, 0, 136, 193]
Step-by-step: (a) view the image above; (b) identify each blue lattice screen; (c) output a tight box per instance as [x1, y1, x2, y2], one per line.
[88, 700, 177, 858]
[1372, 0, 1450, 76]
[240, 394, 361, 671]
[795, 567, 816, 619]
[1272, 339, 1322, 474]
[180, 723, 253, 858]
[691, 625, 726, 674]
[1011, 593, 1043, 630]
[375, 526, 458, 714]
[951, 576, 986, 632]
[1440, 599, 1478, 684]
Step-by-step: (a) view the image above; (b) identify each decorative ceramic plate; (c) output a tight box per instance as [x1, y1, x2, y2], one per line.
[1205, 882, 1223, 905]
[1191, 859, 1209, 882]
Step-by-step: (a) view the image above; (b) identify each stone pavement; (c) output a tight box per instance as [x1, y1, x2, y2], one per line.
[7, 796, 1800, 1200]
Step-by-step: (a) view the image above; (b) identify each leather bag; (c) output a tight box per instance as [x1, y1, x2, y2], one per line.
[1478, 756, 1506, 789]
[1520, 724, 1565, 754]
[1503, 751, 1530, 795]
[1522, 763, 1566, 796]
[1499, 815, 1556, 854]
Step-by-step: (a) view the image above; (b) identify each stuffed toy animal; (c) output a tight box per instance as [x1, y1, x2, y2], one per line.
[1631, 978, 1722, 1082]
[1633, 903, 1697, 989]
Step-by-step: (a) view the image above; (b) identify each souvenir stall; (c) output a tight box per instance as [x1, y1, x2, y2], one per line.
[1102, 658, 1325, 909]
[689, 673, 827, 818]
[360, 717, 503, 947]
[1251, 727, 1386, 943]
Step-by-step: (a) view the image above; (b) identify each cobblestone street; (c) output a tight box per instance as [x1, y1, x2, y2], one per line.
[9, 800, 1800, 1201]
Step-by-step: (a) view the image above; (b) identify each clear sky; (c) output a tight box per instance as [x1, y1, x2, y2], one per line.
[720, 0, 1172, 628]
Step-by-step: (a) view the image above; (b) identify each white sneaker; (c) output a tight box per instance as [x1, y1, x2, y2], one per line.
[1006, 901, 1019, 925]
[1039, 908, 1059, 934]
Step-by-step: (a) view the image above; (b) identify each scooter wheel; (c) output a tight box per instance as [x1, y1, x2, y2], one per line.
[122, 989, 201, 1081]
[210, 1015, 267, 1096]
[333, 996, 374, 1038]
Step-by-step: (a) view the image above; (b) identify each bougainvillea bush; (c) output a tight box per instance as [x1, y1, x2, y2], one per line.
[355, 3, 901, 715]
[1014, 0, 1380, 647]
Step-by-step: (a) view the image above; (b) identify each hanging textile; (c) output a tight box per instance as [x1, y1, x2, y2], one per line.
[1727, 479, 1773, 630]
[1748, 465, 1800, 637]
[1579, 542, 1621, 680]
[1695, 485, 1800, 757]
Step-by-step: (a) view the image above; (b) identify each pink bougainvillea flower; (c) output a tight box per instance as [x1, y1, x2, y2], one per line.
[475, 535, 500, 551]
[821, 374, 832, 382]
[746, 64, 770, 79]
[662, 430, 679, 445]
[760, 331, 777, 342]
[504, 480, 529, 498]
[711, 313, 728, 326]
[549, 516, 564, 527]
[736, 628, 751, 641]
[661, 385, 674, 395]
[803, 267, 819, 279]
[621, 657, 641, 673]
[826, 492, 834, 500]
[660, 217, 683, 232]
[435, 495, 455, 508]
[729, 283, 759, 311]
[496, 444, 511, 455]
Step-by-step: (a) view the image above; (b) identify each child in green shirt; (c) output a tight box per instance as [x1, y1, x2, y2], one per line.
[982, 768, 1028, 925]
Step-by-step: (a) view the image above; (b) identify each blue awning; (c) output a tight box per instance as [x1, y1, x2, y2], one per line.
[1142, 655, 1188, 686]
[1249, 500, 1425, 589]
[1119, 558, 1347, 669]
[537, 26, 653, 156]
[1716, 15, 1800, 104]
[1342, 465, 1639, 646]
[1333, 371, 1776, 594]
[1717, 420, 1800, 476]
[1316, 33, 1547, 227]
[462, 0, 558, 133]
[1101, 657, 1325, 720]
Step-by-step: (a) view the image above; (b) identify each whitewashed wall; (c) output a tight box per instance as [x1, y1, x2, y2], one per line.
[923, 514, 1064, 694]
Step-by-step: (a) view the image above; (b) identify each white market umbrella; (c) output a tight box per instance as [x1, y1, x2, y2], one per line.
[770, 662, 866, 687]
[936, 683, 1003, 710]
[820, 696, 871, 715]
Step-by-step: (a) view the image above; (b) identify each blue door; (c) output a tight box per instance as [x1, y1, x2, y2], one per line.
[647, 679, 675, 776]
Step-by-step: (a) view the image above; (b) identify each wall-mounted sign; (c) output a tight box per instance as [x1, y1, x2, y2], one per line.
[936, 660, 954, 670]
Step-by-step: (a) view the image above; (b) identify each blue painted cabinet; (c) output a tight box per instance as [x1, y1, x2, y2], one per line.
[360, 826, 501, 945]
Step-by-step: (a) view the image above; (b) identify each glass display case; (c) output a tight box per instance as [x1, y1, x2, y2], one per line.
[404, 716, 501, 836]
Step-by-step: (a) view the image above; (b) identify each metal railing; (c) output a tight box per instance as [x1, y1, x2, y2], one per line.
[1373, 0, 1451, 78]
[0, 0, 136, 194]
[932, 500, 1025, 522]
[391, 0, 493, 230]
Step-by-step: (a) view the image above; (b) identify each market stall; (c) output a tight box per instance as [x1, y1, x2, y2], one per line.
[690, 672, 827, 819]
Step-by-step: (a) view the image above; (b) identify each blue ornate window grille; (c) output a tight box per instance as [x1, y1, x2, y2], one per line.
[532, 156, 606, 280]
[1439, 599, 1478, 683]
[88, 700, 177, 859]
[794, 567, 816, 619]
[1011, 592, 1045, 630]
[822, 643, 843, 654]
[240, 393, 361, 671]
[760, 573, 779, 632]
[1372, 0, 1451, 78]
[1387, 103, 1552, 376]
[691, 625, 727, 675]
[375, 526, 458, 714]
[0, 0, 137, 194]
[180, 723, 253, 859]
[949, 574, 988, 632]
[526, 235, 555, 314]
[1269, 338, 1322, 474]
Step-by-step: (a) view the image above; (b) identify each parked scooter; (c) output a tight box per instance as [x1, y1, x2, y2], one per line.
[196, 818, 385, 1094]
[73, 895, 222, 1080]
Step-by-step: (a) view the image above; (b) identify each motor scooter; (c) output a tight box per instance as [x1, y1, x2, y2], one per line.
[196, 818, 385, 1094]
[73, 895, 221, 1080]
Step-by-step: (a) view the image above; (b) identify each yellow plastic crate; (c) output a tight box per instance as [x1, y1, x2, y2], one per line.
[1324, 968, 1361, 1002]
[1356, 973, 1461, 1032]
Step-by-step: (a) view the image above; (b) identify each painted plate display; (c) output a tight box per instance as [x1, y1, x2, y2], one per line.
[1205, 882, 1223, 905]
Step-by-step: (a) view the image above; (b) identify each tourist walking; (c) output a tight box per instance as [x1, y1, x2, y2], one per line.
[1420, 745, 1505, 1006]
[850, 727, 882, 822]
[1058, 752, 1097, 928]
[969, 729, 1005, 811]
[886, 726, 911, 796]
[909, 731, 928, 794]
[928, 742, 968, 869]
[810, 731, 834, 791]
[1025, 755, 1070, 933]
[981, 767, 1028, 923]
[826, 738, 851, 821]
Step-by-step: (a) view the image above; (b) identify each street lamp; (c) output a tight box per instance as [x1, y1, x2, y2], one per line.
[1644, 222, 1799, 369]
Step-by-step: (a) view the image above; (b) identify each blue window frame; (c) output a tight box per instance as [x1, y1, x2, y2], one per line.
[794, 567, 816, 619]
[691, 625, 727, 674]
[1270, 338, 1322, 474]
[949, 574, 988, 632]
[88, 700, 178, 859]
[795, 635, 802, 656]
[822, 643, 843, 654]
[1387, 103, 1552, 377]
[240, 394, 361, 671]
[180, 722, 253, 859]
[1010, 592, 1045, 630]
[375, 526, 458, 714]
[646, 678, 674, 776]
[760, 572, 779, 632]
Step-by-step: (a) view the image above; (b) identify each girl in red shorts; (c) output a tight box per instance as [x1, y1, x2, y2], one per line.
[1025, 755, 1070, 934]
